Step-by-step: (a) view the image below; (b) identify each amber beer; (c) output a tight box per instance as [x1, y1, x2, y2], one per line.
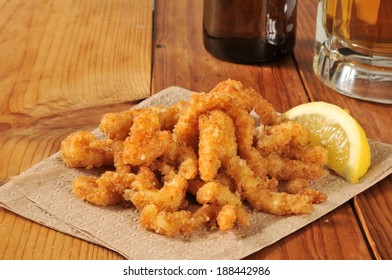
[314, 0, 392, 103]
[203, 0, 297, 63]
[323, 0, 392, 55]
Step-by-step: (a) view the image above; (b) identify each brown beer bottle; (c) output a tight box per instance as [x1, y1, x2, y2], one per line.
[203, 0, 297, 63]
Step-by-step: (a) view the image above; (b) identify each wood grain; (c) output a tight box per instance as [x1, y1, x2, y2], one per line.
[0, 0, 152, 179]
[152, 0, 372, 259]
[0, 209, 123, 259]
[0, 0, 152, 117]
[0, 0, 152, 260]
[245, 204, 371, 260]
[353, 181, 392, 260]
[151, 0, 308, 113]
[295, 0, 392, 260]
[0, 0, 390, 260]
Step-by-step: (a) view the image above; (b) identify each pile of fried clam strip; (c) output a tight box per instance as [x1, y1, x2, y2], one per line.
[61, 80, 328, 237]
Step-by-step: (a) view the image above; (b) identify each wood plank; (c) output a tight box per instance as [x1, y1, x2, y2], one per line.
[245, 203, 371, 260]
[0, 0, 152, 260]
[0, 0, 153, 182]
[0, 208, 124, 259]
[152, 0, 372, 259]
[151, 0, 308, 113]
[354, 180, 392, 260]
[295, 0, 392, 259]
[0, 102, 137, 183]
[0, 102, 134, 260]
[0, 0, 152, 131]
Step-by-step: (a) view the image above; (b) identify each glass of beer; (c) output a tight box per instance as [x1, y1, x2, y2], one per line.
[313, 0, 392, 104]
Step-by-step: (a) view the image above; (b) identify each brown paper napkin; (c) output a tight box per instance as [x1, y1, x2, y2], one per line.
[1, 86, 392, 260]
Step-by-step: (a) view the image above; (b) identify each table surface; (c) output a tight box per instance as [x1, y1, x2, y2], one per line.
[1, 0, 391, 260]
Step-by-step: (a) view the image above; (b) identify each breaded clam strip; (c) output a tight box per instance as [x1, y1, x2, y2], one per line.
[264, 154, 326, 181]
[282, 179, 327, 204]
[162, 142, 198, 180]
[254, 120, 328, 179]
[224, 156, 313, 215]
[196, 181, 250, 230]
[61, 131, 113, 169]
[216, 205, 237, 231]
[174, 91, 233, 148]
[140, 204, 191, 237]
[72, 171, 136, 206]
[198, 110, 237, 181]
[112, 140, 131, 174]
[256, 120, 328, 166]
[124, 171, 188, 212]
[208, 79, 279, 125]
[174, 80, 273, 150]
[256, 120, 311, 156]
[122, 109, 172, 166]
[99, 109, 143, 141]
[99, 104, 184, 141]
[282, 145, 328, 166]
[140, 204, 218, 237]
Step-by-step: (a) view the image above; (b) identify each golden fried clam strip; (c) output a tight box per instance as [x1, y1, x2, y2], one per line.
[174, 91, 231, 148]
[188, 174, 240, 204]
[239, 143, 325, 184]
[152, 102, 187, 132]
[99, 104, 184, 141]
[215, 172, 237, 194]
[281, 145, 328, 166]
[99, 109, 143, 141]
[256, 120, 310, 156]
[62, 79, 332, 237]
[264, 154, 326, 181]
[140, 204, 191, 237]
[282, 179, 327, 204]
[134, 165, 163, 190]
[61, 131, 113, 169]
[140, 204, 218, 237]
[187, 177, 205, 197]
[123, 171, 189, 212]
[122, 109, 173, 166]
[196, 181, 250, 231]
[255, 121, 328, 177]
[112, 140, 132, 174]
[72, 171, 136, 206]
[256, 120, 328, 166]
[198, 110, 237, 181]
[187, 175, 236, 199]
[177, 93, 256, 155]
[216, 205, 237, 231]
[224, 156, 314, 215]
[209, 79, 279, 125]
[162, 141, 198, 180]
[173, 80, 274, 150]
[233, 108, 255, 155]
[149, 159, 176, 176]
[239, 148, 273, 190]
[242, 123, 327, 181]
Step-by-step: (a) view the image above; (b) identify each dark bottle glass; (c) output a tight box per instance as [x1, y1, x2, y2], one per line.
[203, 0, 297, 63]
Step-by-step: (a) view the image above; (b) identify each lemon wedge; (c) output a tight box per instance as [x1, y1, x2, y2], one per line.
[282, 101, 371, 183]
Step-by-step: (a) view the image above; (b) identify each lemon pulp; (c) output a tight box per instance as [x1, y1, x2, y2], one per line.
[283, 102, 371, 183]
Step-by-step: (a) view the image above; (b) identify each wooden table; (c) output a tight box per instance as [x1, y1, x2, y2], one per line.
[1, 0, 391, 260]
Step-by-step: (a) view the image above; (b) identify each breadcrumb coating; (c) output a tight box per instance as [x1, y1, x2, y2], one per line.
[61, 79, 329, 237]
